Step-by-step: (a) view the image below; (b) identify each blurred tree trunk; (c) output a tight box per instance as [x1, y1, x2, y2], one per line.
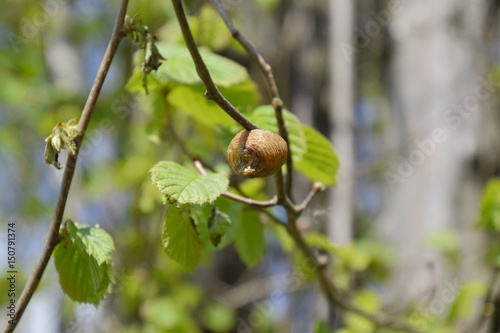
[327, 0, 355, 245]
[379, 0, 489, 309]
[327, 0, 355, 329]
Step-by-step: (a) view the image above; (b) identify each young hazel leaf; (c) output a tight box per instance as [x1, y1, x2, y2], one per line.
[154, 42, 248, 87]
[234, 210, 265, 267]
[162, 205, 202, 272]
[294, 124, 339, 186]
[150, 161, 229, 205]
[54, 222, 114, 305]
[168, 85, 237, 127]
[65, 220, 115, 265]
[476, 178, 500, 231]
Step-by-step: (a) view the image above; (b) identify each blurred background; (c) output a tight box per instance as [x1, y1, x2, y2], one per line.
[1, 0, 500, 332]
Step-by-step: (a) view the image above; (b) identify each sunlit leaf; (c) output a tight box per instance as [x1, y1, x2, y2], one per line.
[162, 205, 202, 272]
[197, 5, 232, 51]
[476, 178, 500, 231]
[150, 161, 229, 205]
[294, 124, 339, 186]
[201, 302, 235, 332]
[447, 282, 487, 322]
[154, 42, 247, 87]
[65, 220, 114, 265]
[168, 85, 237, 126]
[54, 223, 114, 305]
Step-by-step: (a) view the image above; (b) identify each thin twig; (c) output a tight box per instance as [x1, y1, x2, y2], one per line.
[209, 0, 294, 198]
[295, 182, 326, 213]
[222, 192, 278, 207]
[171, 0, 259, 131]
[2, 1, 129, 332]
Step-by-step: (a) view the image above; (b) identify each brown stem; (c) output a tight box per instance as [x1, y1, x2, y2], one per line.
[295, 182, 326, 213]
[2, 1, 129, 332]
[208, 0, 294, 198]
[222, 192, 278, 207]
[171, 0, 259, 131]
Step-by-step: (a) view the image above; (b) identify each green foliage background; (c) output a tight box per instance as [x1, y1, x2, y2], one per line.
[0, 0, 498, 332]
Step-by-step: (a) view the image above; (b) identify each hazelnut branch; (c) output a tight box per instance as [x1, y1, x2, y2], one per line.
[208, 0, 294, 198]
[2, 0, 129, 331]
[171, 0, 259, 131]
[173, 2, 415, 332]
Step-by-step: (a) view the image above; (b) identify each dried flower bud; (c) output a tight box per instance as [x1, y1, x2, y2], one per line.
[227, 129, 288, 178]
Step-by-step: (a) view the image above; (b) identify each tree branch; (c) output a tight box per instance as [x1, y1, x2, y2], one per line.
[172, 3, 414, 331]
[2, 1, 129, 331]
[285, 218, 419, 333]
[295, 182, 326, 213]
[208, 0, 294, 198]
[222, 192, 278, 207]
[171, 0, 259, 131]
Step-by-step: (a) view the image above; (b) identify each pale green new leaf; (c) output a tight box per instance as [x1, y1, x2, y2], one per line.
[167, 85, 237, 126]
[294, 124, 339, 186]
[162, 205, 202, 271]
[235, 210, 265, 267]
[249, 105, 307, 161]
[168, 80, 259, 127]
[65, 220, 114, 265]
[314, 321, 330, 333]
[150, 161, 229, 205]
[54, 240, 113, 305]
[476, 178, 500, 231]
[154, 42, 247, 87]
[447, 282, 487, 323]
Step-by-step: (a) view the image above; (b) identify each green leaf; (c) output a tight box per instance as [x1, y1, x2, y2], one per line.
[305, 232, 338, 254]
[65, 220, 114, 265]
[208, 210, 232, 247]
[201, 302, 235, 333]
[214, 197, 244, 248]
[314, 321, 330, 333]
[141, 298, 184, 330]
[427, 230, 458, 254]
[476, 178, 500, 231]
[154, 42, 247, 87]
[447, 282, 487, 322]
[294, 124, 339, 186]
[249, 105, 307, 161]
[162, 205, 202, 272]
[254, 0, 281, 11]
[54, 224, 114, 305]
[168, 80, 259, 127]
[197, 5, 232, 51]
[150, 161, 229, 205]
[167, 85, 237, 126]
[235, 210, 265, 267]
